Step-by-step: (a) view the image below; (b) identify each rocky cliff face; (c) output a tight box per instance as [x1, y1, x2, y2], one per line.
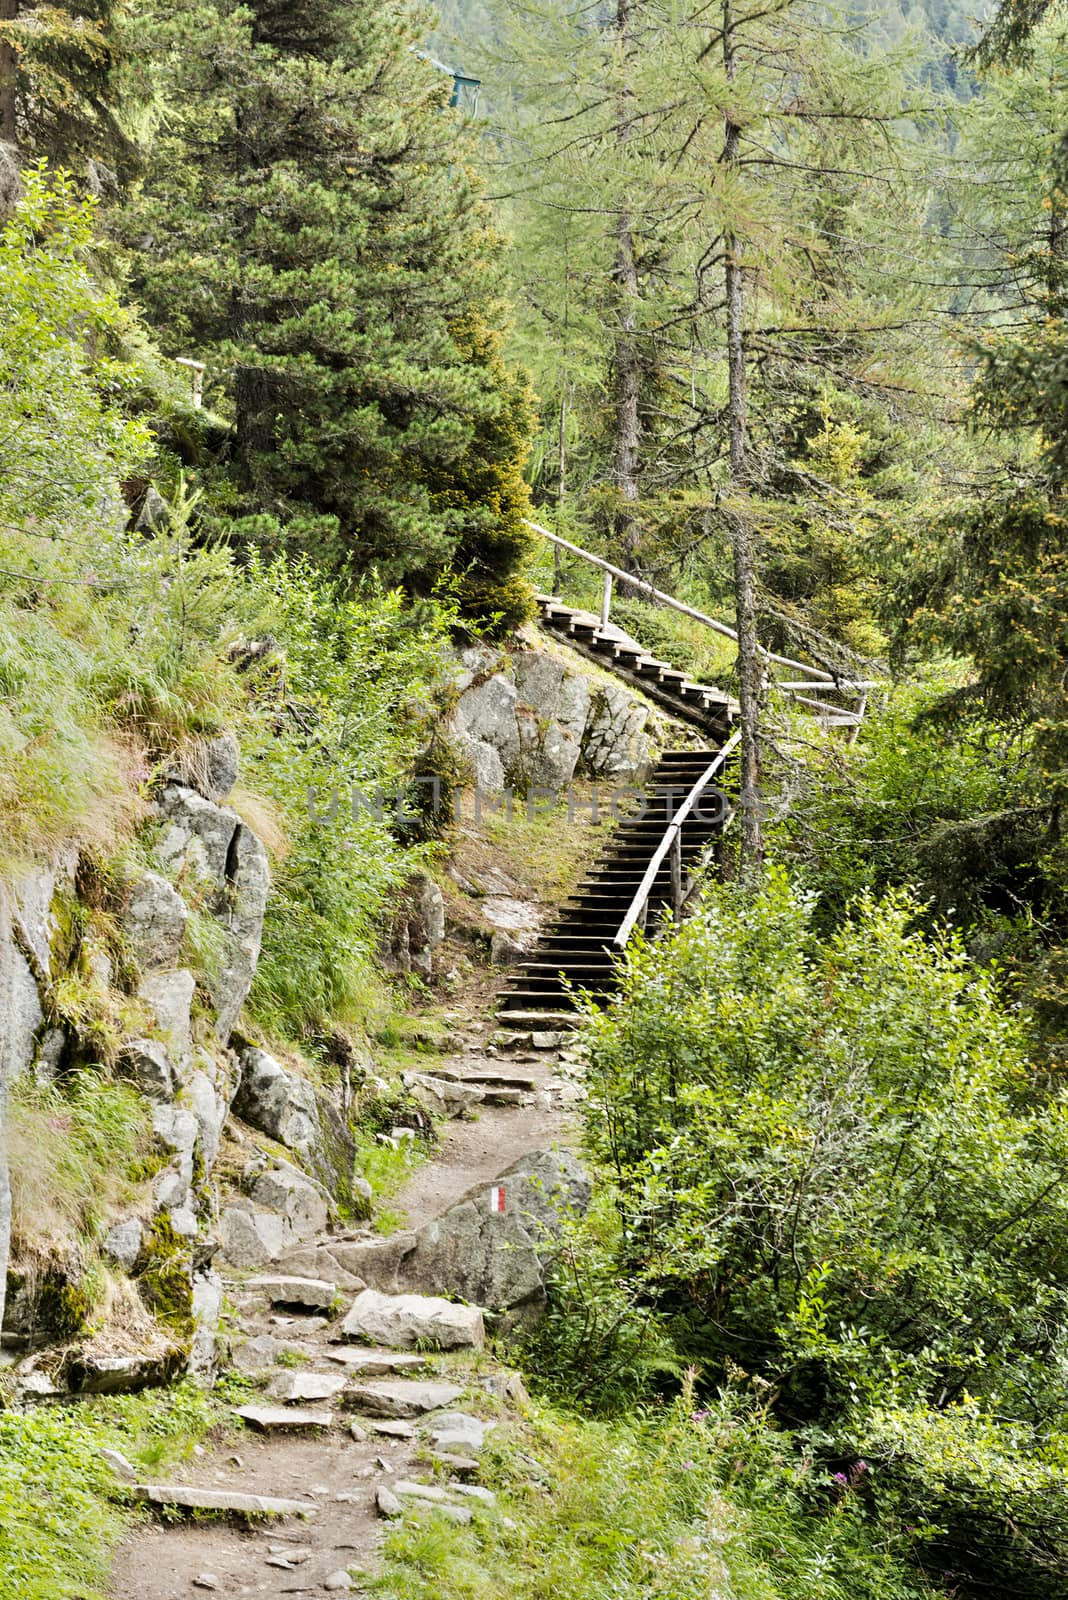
[0, 734, 275, 1383]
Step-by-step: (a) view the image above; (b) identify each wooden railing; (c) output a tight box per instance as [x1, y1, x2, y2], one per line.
[524, 517, 878, 731]
[614, 732, 742, 947]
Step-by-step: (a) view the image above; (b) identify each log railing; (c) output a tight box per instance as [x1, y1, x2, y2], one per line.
[524, 517, 879, 730]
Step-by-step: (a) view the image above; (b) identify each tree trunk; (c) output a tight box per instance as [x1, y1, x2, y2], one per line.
[0, 0, 19, 150]
[612, 0, 641, 571]
[553, 388, 567, 592]
[722, 0, 763, 867]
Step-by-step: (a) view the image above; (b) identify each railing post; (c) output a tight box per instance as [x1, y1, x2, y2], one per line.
[670, 830, 683, 918]
[600, 570, 613, 629]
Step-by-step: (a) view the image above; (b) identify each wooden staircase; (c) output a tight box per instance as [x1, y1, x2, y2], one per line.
[497, 746, 733, 1032]
[534, 592, 739, 738]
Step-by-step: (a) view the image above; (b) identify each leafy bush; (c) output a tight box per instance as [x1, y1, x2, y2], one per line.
[579, 869, 1068, 1595]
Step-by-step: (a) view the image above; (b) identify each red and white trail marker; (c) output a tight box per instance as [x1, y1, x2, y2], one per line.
[489, 1185, 507, 1214]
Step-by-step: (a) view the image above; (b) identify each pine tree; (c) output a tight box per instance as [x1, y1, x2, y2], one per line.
[0, 1, 134, 180]
[125, 0, 533, 620]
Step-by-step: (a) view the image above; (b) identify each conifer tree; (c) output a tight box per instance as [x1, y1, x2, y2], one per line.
[0, 1, 133, 180]
[126, 0, 533, 622]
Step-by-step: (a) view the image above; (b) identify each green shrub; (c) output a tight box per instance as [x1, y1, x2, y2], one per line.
[579, 869, 1068, 1595]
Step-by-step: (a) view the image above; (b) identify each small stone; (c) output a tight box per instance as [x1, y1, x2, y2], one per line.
[430, 1452, 481, 1475]
[369, 1420, 415, 1439]
[449, 1483, 497, 1505]
[264, 1556, 298, 1570]
[375, 1456, 393, 1472]
[349, 1421, 368, 1443]
[376, 1486, 403, 1519]
[427, 1413, 496, 1453]
[394, 1480, 448, 1503]
[193, 1578, 220, 1592]
[98, 1448, 138, 1483]
[324, 1571, 355, 1591]
[101, 1217, 144, 1272]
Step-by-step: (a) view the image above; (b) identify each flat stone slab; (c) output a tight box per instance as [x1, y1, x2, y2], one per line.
[324, 1347, 428, 1375]
[232, 1406, 335, 1432]
[345, 1380, 464, 1419]
[242, 1276, 337, 1309]
[370, 1420, 416, 1438]
[338, 1289, 485, 1351]
[133, 1484, 318, 1518]
[269, 1371, 349, 1404]
[425, 1412, 496, 1452]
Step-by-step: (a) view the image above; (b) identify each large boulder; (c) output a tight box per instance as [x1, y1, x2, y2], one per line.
[325, 1149, 592, 1314]
[581, 682, 657, 779]
[514, 652, 590, 790]
[338, 1289, 485, 1351]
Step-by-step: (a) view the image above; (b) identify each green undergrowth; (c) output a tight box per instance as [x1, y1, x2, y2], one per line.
[0, 1381, 221, 1600]
[374, 1390, 932, 1600]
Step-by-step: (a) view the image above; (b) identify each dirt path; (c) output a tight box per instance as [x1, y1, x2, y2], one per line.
[107, 1035, 576, 1599]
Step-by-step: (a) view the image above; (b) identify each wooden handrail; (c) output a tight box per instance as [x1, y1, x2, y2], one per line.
[524, 517, 847, 687]
[614, 731, 742, 948]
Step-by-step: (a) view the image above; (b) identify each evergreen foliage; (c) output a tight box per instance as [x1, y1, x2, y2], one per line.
[125, 0, 534, 620]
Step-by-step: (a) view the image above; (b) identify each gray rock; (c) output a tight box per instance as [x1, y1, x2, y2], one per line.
[185, 1068, 227, 1176]
[99, 1447, 138, 1483]
[404, 1071, 484, 1119]
[344, 1380, 464, 1418]
[426, 1413, 496, 1453]
[338, 1289, 485, 1351]
[190, 1270, 223, 1379]
[324, 1573, 355, 1592]
[268, 1371, 348, 1404]
[132, 1484, 318, 1518]
[369, 1419, 416, 1438]
[251, 1165, 330, 1241]
[453, 674, 521, 773]
[192, 1575, 220, 1592]
[33, 1025, 66, 1079]
[119, 1038, 175, 1100]
[217, 1205, 286, 1269]
[137, 969, 195, 1062]
[10, 949, 43, 1082]
[230, 1333, 287, 1374]
[376, 1486, 403, 1519]
[65, 1352, 185, 1395]
[232, 1048, 319, 1151]
[340, 1149, 591, 1314]
[243, 1275, 338, 1310]
[458, 736, 506, 792]
[515, 652, 590, 789]
[102, 1218, 143, 1271]
[210, 821, 270, 1040]
[581, 682, 657, 779]
[155, 784, 237, 893]
[449, 1483, 497, 1505]
[324, 1348, 427, 1375]
[122, 871, 188, 970]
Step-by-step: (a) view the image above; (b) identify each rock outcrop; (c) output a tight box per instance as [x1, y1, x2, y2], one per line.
[449, 641, 675, 792]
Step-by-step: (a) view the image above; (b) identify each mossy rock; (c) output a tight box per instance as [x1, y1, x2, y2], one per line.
[134, 1218, 195, 1341]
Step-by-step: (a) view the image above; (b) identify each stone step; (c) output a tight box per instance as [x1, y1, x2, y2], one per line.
[267, 1371, 349, 1404]
[323, 1347, 429, 1375]
[338, 1288, 486, 1351]
[232, 1405, 336, 1432]
[133, 1484, 319, 1518]
[343, 1379, 465, 1418]
[239, 1275, 338, 1310]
